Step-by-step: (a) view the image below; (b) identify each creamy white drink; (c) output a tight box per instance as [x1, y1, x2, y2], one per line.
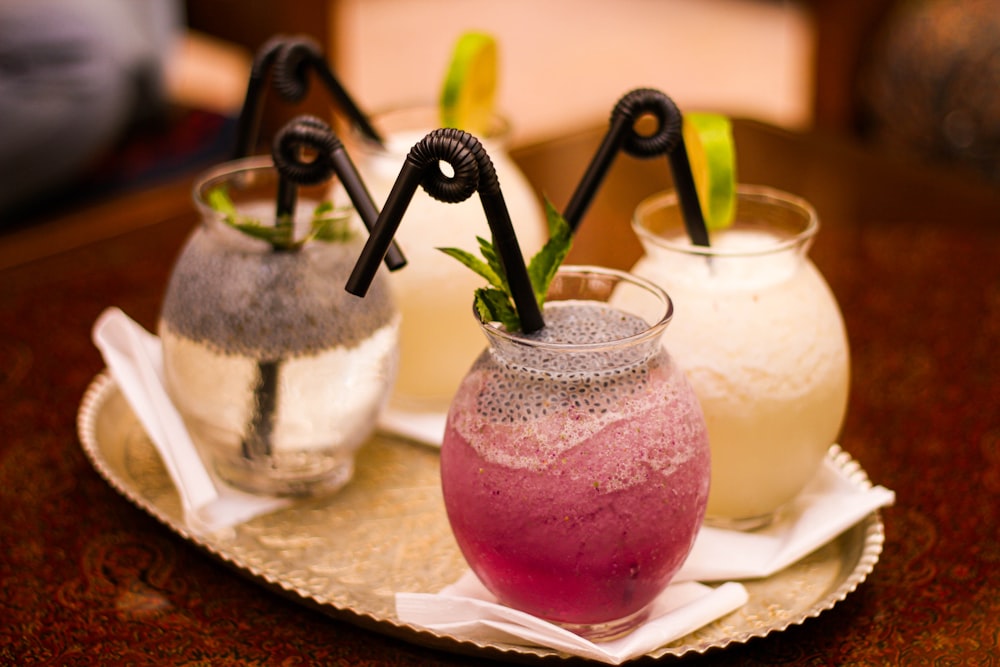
[627, 186, 850, 528]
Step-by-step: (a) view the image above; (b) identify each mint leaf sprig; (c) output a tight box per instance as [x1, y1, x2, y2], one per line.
[439, 198, 572, 332]
[206, 186, 355, 250]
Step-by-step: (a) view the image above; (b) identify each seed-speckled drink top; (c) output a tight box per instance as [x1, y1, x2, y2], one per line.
[440, 286, 710, 639]
[160, 214, 395, 355]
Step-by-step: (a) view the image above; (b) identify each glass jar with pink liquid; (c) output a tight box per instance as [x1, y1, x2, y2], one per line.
[440, 266, 710, 640]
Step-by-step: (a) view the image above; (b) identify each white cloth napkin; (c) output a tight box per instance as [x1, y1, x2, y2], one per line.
[397, 571, 748, 665]
[674, 449, 895, 582]
[378, 406, 447, 447]
[92, 308, 289, 536]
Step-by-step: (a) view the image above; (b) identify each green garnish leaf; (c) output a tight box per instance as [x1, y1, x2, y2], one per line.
[207, 187, 238, 217]
[476, 235, 508, 290]
[438, 246, 504, 289]
[206, 186, 354, 249]
[474, 287, 520, 331]
[528, 199, 573, 305]
[438, 196, 573, 331]
[308, 202, 355, 243]
[230, 218, 290, 245]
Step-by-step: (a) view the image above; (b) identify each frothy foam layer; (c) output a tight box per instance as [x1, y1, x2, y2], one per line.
[468, 303, 653, 425]
[629, 227, 845, 403]
[448, 302, 706, 489]
[644, 228, 802, 291]
[632, 249, 845, 403]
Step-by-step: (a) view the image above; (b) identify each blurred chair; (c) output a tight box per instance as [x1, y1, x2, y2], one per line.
[808, 0, 1000, 184]
[857, 0, 1000, 183]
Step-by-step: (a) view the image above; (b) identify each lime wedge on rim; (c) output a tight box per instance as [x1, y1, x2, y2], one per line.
[439, 32, 498, 135]
[683, 112, 737, 230]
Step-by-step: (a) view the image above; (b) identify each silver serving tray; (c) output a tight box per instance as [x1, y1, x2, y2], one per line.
[77, 372, 885, 662]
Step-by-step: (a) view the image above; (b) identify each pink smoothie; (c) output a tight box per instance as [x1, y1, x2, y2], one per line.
[441, 303, 710, 626]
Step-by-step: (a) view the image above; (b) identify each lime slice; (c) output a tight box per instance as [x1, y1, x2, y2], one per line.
[683, 112, 736, 230]
[439, 32, 498, 135]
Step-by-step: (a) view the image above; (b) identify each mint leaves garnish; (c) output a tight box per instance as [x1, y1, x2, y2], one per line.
[206, 186, 354, 249]
[439, 198, 572, 332]
[307, 201, 356, 243]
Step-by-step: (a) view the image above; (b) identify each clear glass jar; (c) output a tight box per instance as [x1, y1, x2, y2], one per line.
[347, 106, 547, 414]
[440, 266, 710, 640]
[629, 186, 850, 529]
[159, 157, 399, 497]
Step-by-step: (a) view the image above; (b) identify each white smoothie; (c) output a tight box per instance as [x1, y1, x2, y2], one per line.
[628, 189, 850, 526]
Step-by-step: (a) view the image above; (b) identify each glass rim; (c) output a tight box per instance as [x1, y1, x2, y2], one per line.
[351, 103, 513, 153]
[477, 265, 673, 352]
[191, 155, 276, 215]
[632, 184, 819, 258]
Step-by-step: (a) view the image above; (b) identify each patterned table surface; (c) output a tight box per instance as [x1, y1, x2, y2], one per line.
[2, 119, 998, 666]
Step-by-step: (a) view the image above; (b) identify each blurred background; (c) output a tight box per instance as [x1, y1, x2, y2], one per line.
[2, 0, 997, 226]
[328, 0, 815, 143]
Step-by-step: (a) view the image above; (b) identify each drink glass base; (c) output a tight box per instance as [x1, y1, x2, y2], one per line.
[214, 451, 356, 498]
[704, 510, 778, 531]
[555, 605, 652, 642]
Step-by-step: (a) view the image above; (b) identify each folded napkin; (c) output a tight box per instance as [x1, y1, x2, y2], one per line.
[674, 450, 895, 582]
[378, 406, 447, 447]
[397, 571, 748, 664]
[92, 308, 289, 536]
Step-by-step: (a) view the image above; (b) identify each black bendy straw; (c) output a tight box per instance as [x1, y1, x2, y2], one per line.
[562, 87, 710, 247]
[345, 128, 544, 333]
[233, 35, 384, 159]
[271, 115, 405, 270]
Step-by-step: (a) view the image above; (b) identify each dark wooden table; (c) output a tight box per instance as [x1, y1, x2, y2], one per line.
[2, 119, 998, 665]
